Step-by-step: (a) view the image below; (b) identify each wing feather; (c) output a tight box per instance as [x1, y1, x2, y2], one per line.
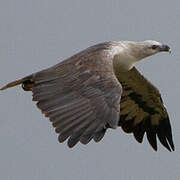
[30, 50, 122, 147]
[93, 129, 107, 142]
[116, 67, 174, 151]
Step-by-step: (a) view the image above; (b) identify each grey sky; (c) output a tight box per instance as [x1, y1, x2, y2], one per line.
[0, 0, 179, 180]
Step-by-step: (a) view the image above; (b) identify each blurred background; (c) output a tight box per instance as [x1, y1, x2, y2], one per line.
[0, 0, 179, 180]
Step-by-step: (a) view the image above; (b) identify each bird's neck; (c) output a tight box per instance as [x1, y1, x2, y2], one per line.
[113, 53, 139, 73]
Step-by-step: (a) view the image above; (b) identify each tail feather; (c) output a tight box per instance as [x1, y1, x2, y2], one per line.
[0, 75, 34, 91]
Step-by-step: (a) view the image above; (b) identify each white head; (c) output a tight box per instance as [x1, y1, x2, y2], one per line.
[113, 40, 171, 72]
[127, 40, 171, 60]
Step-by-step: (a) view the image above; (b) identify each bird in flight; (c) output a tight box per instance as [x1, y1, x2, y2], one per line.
[1, 40, 174, 151]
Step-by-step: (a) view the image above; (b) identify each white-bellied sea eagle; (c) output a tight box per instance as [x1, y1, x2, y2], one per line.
[0, 40, 174, 151]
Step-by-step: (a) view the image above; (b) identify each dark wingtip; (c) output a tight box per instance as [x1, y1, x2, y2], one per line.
[170, 143, 175, 151]
[119, 115, 175, 152]
[133, 123, 145, 144]
[93, 129, 106, 142]
[67, 139, 78, 148]
[156, 118, 175, 152]
[145, 119, 158, 151]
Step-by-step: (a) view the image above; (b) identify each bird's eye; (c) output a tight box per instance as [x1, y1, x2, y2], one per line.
[151, 45, 159, 50]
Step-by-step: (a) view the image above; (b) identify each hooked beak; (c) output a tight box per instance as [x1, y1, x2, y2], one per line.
[160, 44, 171, 53]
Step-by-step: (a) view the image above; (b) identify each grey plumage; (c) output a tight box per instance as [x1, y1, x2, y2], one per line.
[0, 40, 174, 151]
[29, 44, 122, 148]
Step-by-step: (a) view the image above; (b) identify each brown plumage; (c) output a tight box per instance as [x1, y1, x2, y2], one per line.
[0, 40, 174, 151]
[117, 67, 174, 151]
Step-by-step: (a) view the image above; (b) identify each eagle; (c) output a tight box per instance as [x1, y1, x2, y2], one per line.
[0, 40, 175, 151]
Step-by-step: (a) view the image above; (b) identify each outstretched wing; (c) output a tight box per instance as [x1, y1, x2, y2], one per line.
[31, 52, 122, 148]
[117, 67, 174, 151]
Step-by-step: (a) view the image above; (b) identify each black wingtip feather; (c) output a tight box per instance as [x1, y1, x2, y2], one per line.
[145, 119, 158, 151]
[164, 119, 175, 151]
[156, 118, 175, 152]
[119, 115, 134, 133]
[119, 115, 175, 152]
[133, 123, 145, 143]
